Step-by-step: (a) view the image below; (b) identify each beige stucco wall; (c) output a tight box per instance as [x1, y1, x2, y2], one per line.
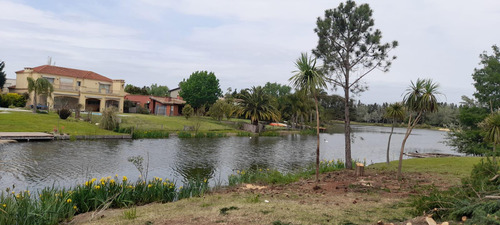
[14, 68, 126, 113]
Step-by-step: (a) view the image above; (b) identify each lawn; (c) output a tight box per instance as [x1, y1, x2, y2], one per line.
[0, 110, 244, 136]
[0, 110, 119, 136]
[118, 114, 242, 132]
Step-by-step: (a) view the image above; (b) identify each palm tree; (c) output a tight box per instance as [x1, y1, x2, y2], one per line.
[289, 52, 327, 183]
[384, 102, 405, 164]
[27, 77, 54, 113]
[238, 86, 280, 126]
[480, 112, 500, 163]
[397, 79, 440, 180]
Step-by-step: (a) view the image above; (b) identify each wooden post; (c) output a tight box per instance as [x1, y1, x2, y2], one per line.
[355, 163, 365, 177]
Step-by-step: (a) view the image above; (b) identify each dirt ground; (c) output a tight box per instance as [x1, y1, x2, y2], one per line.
[69, 168, 456, 225]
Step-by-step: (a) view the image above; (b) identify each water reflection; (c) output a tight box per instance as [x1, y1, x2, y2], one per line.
[0, 125, 456, 191]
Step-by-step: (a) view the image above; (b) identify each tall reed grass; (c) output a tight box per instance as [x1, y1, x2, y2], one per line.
[0, 175, 208, 225]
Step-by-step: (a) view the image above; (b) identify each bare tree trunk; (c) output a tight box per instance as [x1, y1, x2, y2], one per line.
[314, 96, 320, 183]
[386, 119, 395, 164]
[397, 112, 421, 180]
[344, 87, 352, 169]
[32, 90, 37, 114]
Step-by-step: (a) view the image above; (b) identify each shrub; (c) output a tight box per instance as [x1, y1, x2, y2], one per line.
[0, 93, 26, 107]
[57, 108, 72, 120]
[177, 131, 192, 138]
[137, 105, 150, 114]
[100, 107, 119, 130]
[182, 104, 194, 120]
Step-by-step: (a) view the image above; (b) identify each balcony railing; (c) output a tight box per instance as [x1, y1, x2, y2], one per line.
[52, 84, 119, 95]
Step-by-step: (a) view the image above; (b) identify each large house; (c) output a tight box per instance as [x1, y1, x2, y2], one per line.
[12, 65, 126, 112]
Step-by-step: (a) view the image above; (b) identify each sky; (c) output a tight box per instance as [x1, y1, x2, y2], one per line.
[1, 0, 499, 104]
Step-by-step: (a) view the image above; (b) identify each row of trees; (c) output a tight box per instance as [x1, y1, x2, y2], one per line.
[125, 84, 169, 97]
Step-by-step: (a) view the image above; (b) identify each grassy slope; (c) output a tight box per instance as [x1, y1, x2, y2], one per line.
[74, 157, 481, 225]
[119, 114, 240, 132]
[0, 111, 119, 135]
[0, 110, 242, 135]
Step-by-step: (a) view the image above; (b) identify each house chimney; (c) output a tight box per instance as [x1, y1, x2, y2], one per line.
[24, 67, 33, 72]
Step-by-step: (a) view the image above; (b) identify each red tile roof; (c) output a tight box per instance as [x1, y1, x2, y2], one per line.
[150, 96, 186, 105]
[16, 65, 113, 82]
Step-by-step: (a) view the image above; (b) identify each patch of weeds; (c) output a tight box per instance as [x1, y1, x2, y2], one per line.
[194, 132, 205, 138]
[144, 221, 153, 225]
[246, 194, 260, 203]
[200, 202, 212, 208]
[271, 220, 292, 225]
[260, 210, 273, 215]
[259, 131, 279, 136]
[177, 131, 192, 138]
[237, 132, 251, 137]
[123, 207, 137, 220]
[215, 220, 226, 223]
[219, 206, 239, 215]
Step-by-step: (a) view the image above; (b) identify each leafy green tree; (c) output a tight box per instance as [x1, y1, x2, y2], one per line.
[179, 71, 222, 109]
[290, 52, 328, 183]
[480, 112, 500, 163]
[397, 79, 440, 180]
[238, 86, 280, 125]
[262, 82, 292, 98]
[182, 104, 194, 120]
[27, 77, 54, 113]
[125, 84, 149, 95]
[384, 102, 405, 164]
[0, 61, 6, 90]
[472, 45, 500, 111]
[313, 0, 398, 169]
[147, 83, 169, 97]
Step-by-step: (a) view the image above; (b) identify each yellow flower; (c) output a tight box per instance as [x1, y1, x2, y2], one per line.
[115, 174, 118, 178]
[122, 176, 128, 182]
[85, 181, 90, 186]
[91, 178, 97, 183]
[179, 186, 183, 189]
[110, 179, 115, 184]
[266, 168, 270, 171]
[11, 191, 14, 195]
[15, 194, 20, 199]
[67, 199, 72, 203]
[2, 204, 6, 208]
[101, 181, 105, 185]
[159, 178, 162, 181]
[166, 178, 169, 182]
[148, 184, 152, 188]
[241, 171, 246, 175]
[73, 205, 78, 210]
[95, 185, 101, 190]
[39, 194, 42, 198]
[259, 168, 262, 172]
[204, 178, 207, 183]
[163, 182, 167, 186]
[236, 170, 240, 174]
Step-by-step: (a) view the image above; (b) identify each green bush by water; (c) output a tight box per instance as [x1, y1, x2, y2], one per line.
[228, 159, 345, 186]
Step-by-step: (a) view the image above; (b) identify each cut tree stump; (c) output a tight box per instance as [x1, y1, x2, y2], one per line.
[355, 163, 365, 176]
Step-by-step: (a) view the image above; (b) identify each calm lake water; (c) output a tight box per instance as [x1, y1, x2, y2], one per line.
[0, 125, 456, 191]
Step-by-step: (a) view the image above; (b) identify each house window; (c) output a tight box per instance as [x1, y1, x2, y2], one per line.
[77, 81, 81, 86]
[99, 84, 111, 94]
[44, 77, 55, 84]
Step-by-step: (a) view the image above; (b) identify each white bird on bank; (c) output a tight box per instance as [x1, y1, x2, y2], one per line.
[324, 139, 328, 143]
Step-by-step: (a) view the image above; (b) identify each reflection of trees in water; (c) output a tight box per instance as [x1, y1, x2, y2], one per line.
[173, 138, 221, 182]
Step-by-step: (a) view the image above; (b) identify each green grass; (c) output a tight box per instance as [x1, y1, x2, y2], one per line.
[119, 114, 239, 132]
[369, 157, 482, 177]
[0, 111, 119, 136]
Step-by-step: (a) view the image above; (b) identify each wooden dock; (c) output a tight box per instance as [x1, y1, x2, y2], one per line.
[0, 132, 54, 141]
